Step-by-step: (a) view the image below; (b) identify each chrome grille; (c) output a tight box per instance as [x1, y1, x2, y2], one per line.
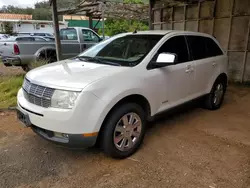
[22, 78, 54, 108]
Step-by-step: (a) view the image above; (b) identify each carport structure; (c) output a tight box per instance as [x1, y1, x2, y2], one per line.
[150, 0, 250, 83]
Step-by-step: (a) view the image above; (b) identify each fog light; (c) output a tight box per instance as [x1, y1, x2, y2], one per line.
[62, 133, 69, 138]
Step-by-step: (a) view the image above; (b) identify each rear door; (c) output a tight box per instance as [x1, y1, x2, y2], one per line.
[186, 35, 224, 96]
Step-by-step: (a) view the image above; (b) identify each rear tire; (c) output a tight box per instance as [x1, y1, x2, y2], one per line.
[100, 103, 146, 159]
[21, 64, 32, 72]
[204, 78, 227, 110]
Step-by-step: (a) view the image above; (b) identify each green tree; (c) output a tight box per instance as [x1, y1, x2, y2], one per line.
[99, 19, 148, 36]
[3, 22, 13, 34]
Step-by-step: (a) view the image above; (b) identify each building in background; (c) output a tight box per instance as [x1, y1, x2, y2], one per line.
[63, 15, 102, 33]
[0, 13, 68, 34]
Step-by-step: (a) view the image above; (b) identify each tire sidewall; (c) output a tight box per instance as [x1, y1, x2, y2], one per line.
[208, 79, 226, 109]
[101, 103, 146, 159]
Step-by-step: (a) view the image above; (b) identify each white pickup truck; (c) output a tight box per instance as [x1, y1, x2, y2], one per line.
[16, 30, 228, 158]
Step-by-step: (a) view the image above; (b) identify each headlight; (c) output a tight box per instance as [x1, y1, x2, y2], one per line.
[51, 90, 80, 109]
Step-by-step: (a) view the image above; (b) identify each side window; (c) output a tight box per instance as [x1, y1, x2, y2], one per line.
[205, 37, 223, 57]
[186, 36, 207, 60]
[60, 28, 78, 40]
[157, 36, 189, 63]
[34, 37, 46, 42]
[82, 29, 100, 42]
[16, 37, 34, 41]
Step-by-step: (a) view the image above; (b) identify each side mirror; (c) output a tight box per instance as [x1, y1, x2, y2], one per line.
[155, 53, 177, 68]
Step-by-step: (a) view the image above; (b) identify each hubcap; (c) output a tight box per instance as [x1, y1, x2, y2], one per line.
[213, 83, 224, 106]
[113, 112, 142, 151]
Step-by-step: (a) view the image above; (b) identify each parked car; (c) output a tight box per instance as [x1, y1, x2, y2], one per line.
[1, 27, 102, 71]
[30, 32, 53, 37]
[0, 36, 57, 65]
[16, 30, 228, 158]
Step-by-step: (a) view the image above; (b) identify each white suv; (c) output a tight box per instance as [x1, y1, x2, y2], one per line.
[16, 30, 228, 158]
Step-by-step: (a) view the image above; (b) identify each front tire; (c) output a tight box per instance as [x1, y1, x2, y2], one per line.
[204, 78, 226, 110]
[100, 103, 146, 159]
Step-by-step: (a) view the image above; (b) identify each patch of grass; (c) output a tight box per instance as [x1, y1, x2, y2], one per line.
[0, 75, 25, 108]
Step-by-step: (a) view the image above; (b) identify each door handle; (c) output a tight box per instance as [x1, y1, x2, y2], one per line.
[212, 62, 217, 66]
[185, 69, 191, 73]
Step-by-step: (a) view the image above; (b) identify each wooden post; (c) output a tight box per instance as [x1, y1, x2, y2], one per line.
[197, 2, 201, 32]
[241, 16, 250, 83]
[149, 0, 154, 30]
[51, 0, 61, 61]
[101, 2, 105, 39]
[212, 0, 217, 36]
[226, 0, 235, 56]
[183, 5, 187, 30]
[89, 15, 93, 29]
[171, 7, 174, 30]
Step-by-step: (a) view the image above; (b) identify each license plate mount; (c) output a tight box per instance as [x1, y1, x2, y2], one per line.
[16, 107, 31, 127]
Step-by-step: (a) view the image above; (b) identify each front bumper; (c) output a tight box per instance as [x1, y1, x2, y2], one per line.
[31, 125, 97, 149]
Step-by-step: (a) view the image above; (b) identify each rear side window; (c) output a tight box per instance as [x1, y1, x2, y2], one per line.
[187, 36, 223, 60]
[16, 37, 34, 41]
[157, 36, 190, 63]
[186, 36, 207, 60]
[205, 37, 223, 57]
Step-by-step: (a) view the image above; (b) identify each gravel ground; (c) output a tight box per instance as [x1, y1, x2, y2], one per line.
[1, 86, 250, 188]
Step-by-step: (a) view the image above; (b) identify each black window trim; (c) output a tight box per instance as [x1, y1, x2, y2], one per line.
[147, 34, 191, 70]
[185, 35, 224, 61]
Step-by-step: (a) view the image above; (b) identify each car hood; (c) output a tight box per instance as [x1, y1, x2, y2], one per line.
[26, 59, 130, 90]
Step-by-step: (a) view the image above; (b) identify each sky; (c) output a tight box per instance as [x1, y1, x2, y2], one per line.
[0, 0, 44, 8]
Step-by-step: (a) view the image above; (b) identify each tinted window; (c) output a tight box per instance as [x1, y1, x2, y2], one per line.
[205, 37, 223, 57]
[16, 37, 34, 41]
[157, 36, 189, 63]
[187, 36, 223, 60]
[186, 36, 207, 60]
[82, 29, 100, 42]
[34, 37, 46, 41]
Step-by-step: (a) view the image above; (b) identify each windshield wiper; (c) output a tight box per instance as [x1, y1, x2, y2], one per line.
[75, 56, 121, 66]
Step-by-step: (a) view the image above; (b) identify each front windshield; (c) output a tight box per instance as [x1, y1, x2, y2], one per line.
[78, 34, 163, 67]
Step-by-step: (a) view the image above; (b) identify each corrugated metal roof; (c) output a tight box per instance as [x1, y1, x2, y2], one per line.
[0, 13, 32, 20]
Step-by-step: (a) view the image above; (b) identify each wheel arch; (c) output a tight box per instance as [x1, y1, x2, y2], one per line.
[207, 72, 228, 93]
[34, 46, 56, 60]
[96, 94, 151, 141]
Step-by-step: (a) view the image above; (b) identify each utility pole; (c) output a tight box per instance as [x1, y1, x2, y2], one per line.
[51, 0, 62, 61]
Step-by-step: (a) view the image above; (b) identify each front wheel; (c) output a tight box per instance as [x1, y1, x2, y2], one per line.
[204, 78, 226, 110]
[100, 103, 146, 159]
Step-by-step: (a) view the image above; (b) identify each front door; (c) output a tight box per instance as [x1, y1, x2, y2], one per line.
[147, 35, 195, 113]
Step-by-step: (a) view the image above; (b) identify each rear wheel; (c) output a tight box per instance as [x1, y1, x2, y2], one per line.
[36, 50, 57, 64]
[21, 64, 32, 72]
[100, 103, 146, 159]
[204, 78, 227, 110]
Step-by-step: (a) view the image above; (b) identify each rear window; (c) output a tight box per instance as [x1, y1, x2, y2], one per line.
[186, 36, 223, 60]
[16, 37, 34, 41]
[60, 28, 78, 40]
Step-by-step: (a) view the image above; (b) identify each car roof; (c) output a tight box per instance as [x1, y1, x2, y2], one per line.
[128, 30, 213, 38]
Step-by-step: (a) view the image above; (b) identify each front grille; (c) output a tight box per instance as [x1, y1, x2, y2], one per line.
[22, 78, 54, 108]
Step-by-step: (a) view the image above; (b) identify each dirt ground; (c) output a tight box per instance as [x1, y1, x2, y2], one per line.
[0, 63, 24, 76]
[1, 86, 250, 188]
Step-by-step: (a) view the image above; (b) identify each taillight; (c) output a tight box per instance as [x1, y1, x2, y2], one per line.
[14, 44, 20, 55]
